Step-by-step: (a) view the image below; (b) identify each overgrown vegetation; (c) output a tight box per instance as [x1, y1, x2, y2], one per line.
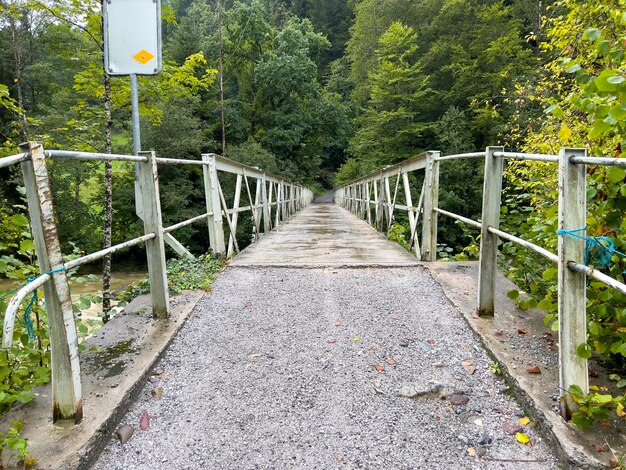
[117, 253, 223, 303]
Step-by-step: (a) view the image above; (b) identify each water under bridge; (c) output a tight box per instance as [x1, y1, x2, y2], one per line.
[2, 143, 626, 468]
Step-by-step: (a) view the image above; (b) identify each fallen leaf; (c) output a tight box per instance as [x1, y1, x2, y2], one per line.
[426, 338, 435, 345]
[139, 411, 150, 431]
[473, 418, 483, 426]
[404, 336, 415, 342]
[386, 359, 397, 366]
[461, 360, 476, 375]
[327, 338, 337, 344]
[336, 455, 344, 462]
[248, 353, 263, 361]
[517, 328, 530, 335]
[335, 320, 342, 327]
[374, 364, 385, 372]
[368, 342, 380, 351]
[390, 315, 400, 321]
[610, 458, 620, 468]
[467, 447, 477, 457]
[352, 337, 361, 342]
[519, 417, 531, 426]
[244, 301, 253, 308]
[618, 403, 625, 417]
[516, 432, 530, 444]
[153, 368, 165, 376]
[503, 422, 523, 435]
[151, 387, 163, 399]
[593, 444, 606, 453]
[526, 365, 542, 374]
[494, 330, 505, 338]
[588, 367, 599, 378]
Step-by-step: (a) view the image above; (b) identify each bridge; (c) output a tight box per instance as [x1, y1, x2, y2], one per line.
[1, 142, 626, 468]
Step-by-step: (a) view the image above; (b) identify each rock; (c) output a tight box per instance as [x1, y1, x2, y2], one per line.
[458, 434, 470, 445]
[151, 387, 164, 399]
[433, 362, 445, 368]
[399, 341, 409, 347]
[502, 422, 523, 435]
[449, 394, 470, 406]
[477, 435, 493, 446]
[114, 425, 135, 444]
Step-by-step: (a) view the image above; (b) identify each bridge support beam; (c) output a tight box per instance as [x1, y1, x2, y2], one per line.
[20, 141, 83, 423]
[138, 151, 169, 319]
[421, 151, 441, 261]
[202, 153, 226, 256]
[477, 146, 504, 316]
[558, 147, 588, 416]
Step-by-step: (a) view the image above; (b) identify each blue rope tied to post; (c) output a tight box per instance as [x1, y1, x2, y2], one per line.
[22, 266, 66, 340]
[557, 227, 626, 270]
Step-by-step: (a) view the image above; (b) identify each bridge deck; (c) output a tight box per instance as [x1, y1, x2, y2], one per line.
[230, 203, 420, 267]
[94, 205, 557, 469]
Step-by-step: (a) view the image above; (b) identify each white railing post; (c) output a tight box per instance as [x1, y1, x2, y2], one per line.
[19, 141, 83, 423]
[421, 150, 441, 261]
[202, 153, 226, 255]
[477, 146, 504, 316]
[558, 147, 588, 416]
[138, 151, 169, 319]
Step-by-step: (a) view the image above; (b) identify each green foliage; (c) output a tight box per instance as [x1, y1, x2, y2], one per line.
[117, 253, 223, 303]
[0, 419, 36, 467]
[567, 384, 626, 430]
[387, 223, 409, 250]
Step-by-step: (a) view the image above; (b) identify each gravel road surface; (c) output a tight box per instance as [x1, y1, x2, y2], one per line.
[93, 267, 559, 469]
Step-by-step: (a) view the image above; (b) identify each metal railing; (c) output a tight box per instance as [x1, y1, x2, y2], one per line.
[335, 146, 626, 418]
[0, 141, 313, 423]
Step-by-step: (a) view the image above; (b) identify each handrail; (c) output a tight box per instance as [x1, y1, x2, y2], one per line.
[0, 152, 30, 168]
[335, 146, 626, 420]
[1, 142, 313, 423]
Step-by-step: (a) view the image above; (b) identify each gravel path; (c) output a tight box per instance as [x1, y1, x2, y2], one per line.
[93, 267, 559, 469]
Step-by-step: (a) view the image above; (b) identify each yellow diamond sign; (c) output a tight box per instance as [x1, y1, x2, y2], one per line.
[133, 49, 154, 65]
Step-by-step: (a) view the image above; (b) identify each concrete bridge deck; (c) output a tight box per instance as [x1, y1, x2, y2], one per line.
[230, 203, 420, 267]
[92, 204, 558, 469]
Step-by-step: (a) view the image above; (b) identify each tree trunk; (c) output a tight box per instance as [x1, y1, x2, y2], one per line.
[217, 0, 226, 156]
[101, 3, 114, 320]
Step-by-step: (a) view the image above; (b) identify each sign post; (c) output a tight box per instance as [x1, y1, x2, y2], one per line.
[103, 1, 192, 257]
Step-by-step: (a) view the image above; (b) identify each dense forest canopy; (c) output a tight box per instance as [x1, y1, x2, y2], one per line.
[1, 0, 625, 254]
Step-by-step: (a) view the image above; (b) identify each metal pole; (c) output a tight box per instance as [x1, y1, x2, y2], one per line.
[131, 74, 141, 155]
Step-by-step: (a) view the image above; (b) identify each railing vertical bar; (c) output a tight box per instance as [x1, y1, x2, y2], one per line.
[477, 146, 504, 316]
[19, 141, 83, 423]
[137, 151, 170, 319]
[558, 148, 589, 416]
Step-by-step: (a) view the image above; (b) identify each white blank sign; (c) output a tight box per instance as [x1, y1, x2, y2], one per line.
[104, 0, 162, 75]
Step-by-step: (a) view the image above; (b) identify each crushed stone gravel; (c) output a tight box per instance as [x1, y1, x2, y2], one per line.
[93, 267, 559, 469]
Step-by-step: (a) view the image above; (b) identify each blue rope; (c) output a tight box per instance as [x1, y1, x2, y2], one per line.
[557, 227, 626, 270]
[22, 267, 66, 341]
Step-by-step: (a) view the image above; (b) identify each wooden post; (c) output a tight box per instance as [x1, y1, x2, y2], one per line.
[376, 178, 385, 231]
[373, 180, 379, 228]
[138, 151, 169, 319]
[421, 151, 441, 261]
[558, 147, 588, 416]
[202, 154, 226, 255]
[477, 146, 504, 316]
[19, 142, 82, 423]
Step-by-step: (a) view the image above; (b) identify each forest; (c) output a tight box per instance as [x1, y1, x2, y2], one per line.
[2, 0, 626, 441]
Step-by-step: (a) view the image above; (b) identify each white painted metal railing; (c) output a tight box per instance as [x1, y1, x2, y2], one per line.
[335, 146, 626, 419]
[0, 142, 313, 423]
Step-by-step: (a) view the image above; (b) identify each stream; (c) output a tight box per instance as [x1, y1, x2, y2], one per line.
[0, 271, 146, 321]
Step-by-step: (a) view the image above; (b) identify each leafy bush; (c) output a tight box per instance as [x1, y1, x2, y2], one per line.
[117, 252, 223, 303]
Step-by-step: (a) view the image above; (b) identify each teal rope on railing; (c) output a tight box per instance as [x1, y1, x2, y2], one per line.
[557, 227, 626, 271]
[22, 266, 66, 341]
